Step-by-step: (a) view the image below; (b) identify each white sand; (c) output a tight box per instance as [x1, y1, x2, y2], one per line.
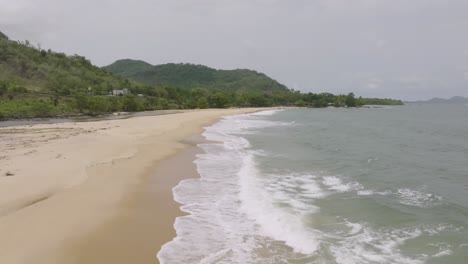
[0, 108, 267, 264]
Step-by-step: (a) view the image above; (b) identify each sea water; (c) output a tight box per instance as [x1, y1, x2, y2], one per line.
[158, 105, 468, 264]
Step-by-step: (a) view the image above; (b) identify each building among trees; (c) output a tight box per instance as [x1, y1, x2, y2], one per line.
[112, 88, 130, 96]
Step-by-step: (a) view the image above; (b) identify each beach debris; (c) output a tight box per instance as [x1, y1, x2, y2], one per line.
[5, 171, 14, 176]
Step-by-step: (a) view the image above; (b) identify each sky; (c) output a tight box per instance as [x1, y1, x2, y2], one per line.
[1, 0, 468, 100]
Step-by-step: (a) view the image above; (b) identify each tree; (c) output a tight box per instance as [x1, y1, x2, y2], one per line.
[122, 94, 139, 111]
[345, 92, 357, 107]
[73, 92, 88, 112]
[0, 81, 7, 97]
[197, 97, 208, 109]
[294, 100, 306, 107]
[30, 100, 54, 117]
[248, 94, 271, 107]
[87, 97, 110, 114]
[208, 92, 229, 108]
[108, 96, 123, 112]
[191, 88, 208, 99]
[157, 98, 169, 110]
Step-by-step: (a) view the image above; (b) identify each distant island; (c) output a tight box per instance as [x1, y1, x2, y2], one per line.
[0, 30, 402, 120]
[406, 96, 468, 104]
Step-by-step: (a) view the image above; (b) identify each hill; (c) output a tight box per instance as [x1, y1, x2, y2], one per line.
[0, 31, 403, 119]
[408, 96, 468, 104]
[103, 59, 290, 94]
[103, 59, 153, 77]
[428, 96, 468, 104]
[0, 31, 130, 97]
[0, 31, 150, 119]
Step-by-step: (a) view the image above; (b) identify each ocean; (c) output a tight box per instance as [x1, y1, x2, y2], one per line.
[158, 105, 468, 264]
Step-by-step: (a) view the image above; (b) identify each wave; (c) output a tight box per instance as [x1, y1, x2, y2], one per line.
[250, 109, 284, 116]
[158, 109, 455, 263]
[322, 176, 363, 192]
[238, 155, 322, 255]
[158, 110, 303, 263]
[355, 186, 443, 208]
[397, 188, 443, 208]
[327, 221, 459, 264]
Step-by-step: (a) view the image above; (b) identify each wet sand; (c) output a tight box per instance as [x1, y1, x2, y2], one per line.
[64, 145, 202, 264]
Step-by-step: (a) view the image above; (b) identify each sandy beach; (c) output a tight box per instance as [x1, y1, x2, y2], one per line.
[0, 108, 265, 264]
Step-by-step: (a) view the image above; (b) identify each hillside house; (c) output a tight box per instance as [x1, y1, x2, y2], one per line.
[112, 88, 130, 96]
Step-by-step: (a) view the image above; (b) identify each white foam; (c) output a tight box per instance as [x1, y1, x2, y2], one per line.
[238, 154, 321, 255]
[432, 249, 453, 257]
[322, 176, 343, 187]
[345, 221, 364, 235]
[429, 242, 453, 258]
[397, 188, 443, 208]
[357, 190, 374, 196]
[159, 110, 456, 264]
[158, 114, 261, 263]
[322, 176, 363, 193]
[357, 189, 392, 196]
[301, 183, 327, 198]
[357, 187, 441, 203]
[329, 224, 426, 264]
[326, 220, 459, 264]
[250, 109, 284, 116]
[158, 109, 316, 263]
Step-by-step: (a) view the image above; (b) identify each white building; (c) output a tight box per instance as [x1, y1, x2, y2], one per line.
[112, 88, 130, 96]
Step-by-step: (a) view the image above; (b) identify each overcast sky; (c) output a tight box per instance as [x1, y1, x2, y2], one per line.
[1, 0, 468, 100]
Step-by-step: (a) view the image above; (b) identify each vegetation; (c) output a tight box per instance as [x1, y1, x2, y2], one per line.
[103, 59, 290, 94]
[0, 31, 403, 120]
[0, 39, 134, 96]
[358, 97, 406, 105]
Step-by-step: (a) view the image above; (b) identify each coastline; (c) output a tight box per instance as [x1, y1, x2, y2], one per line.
[0, 108, 268, 264]
[64, 144, 204, 264]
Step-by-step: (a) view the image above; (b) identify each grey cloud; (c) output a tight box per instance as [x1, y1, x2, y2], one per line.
[1, 0, 467, 100]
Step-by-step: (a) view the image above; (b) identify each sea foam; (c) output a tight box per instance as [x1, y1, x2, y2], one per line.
[158, 109, 455, 264]
[158, 110, 312, 263]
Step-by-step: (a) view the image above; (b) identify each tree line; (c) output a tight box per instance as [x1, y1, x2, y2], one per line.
[0, 81, 402, 120]
[0, 31, 402, 120]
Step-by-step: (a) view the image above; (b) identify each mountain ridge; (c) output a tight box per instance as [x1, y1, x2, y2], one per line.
[103, 59, 290, 94]
[407, 96, 468, 104]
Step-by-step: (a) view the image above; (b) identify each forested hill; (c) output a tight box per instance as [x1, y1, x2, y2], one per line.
[0, 31, 131, 96]
[103, 59, 290, 94]
[0, 31, 402, 120]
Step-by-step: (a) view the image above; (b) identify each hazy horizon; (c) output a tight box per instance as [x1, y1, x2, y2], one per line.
[1, 0, 468, 100]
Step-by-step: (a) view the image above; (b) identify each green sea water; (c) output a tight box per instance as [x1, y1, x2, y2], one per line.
[159, 105, 468, 264]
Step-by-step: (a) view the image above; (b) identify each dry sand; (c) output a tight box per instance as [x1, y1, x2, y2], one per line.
[0, 108, 266, 264]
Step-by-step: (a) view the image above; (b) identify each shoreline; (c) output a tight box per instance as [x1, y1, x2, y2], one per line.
[0, 109, 186, 128]
[0, 108, 270, 264]
[63, 144, 204, 264]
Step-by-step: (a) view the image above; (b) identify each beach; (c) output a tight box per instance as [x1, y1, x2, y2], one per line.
[0, 108, 264, 264]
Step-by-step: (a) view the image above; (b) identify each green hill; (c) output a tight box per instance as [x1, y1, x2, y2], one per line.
[0, 31, 130, 97]
[103, 59, 290, 94]
[0, 31, 147, 119]
[103, 59, 153, 77]
[0, 31, 402, 119]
